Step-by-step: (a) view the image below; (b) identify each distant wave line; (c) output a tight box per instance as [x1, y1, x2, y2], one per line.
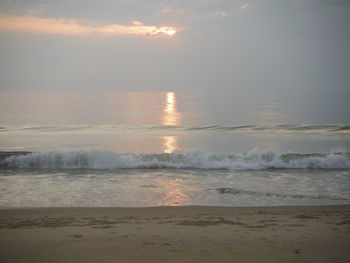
[0, 124, 350, 135]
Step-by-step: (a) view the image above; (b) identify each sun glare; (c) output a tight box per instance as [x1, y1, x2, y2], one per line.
[167, 29, 176, 36]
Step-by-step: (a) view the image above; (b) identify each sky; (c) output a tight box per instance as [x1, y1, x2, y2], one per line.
[0, 0, 349, 96]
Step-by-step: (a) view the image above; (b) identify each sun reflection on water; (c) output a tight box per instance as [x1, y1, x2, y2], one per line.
[161, 92, 181, 153]
[162, 92, 180, 126]
[161, 136, 178, 154]
[156, 178, 189, 206]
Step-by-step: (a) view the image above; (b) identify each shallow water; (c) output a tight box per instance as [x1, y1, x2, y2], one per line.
[1, 168, 349, 207]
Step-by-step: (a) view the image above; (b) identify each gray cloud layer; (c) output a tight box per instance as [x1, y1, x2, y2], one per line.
[0, 0, 349, 98]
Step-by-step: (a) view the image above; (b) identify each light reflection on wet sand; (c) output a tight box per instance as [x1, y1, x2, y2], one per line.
[160, 189, 189, 206]
[156, 178, 189, 206]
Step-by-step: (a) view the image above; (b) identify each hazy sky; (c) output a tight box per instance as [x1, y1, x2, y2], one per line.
[0, 0, 349, 95]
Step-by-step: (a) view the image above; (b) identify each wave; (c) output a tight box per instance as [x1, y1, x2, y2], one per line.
[214, 187, 349, 201]
[1, 149, 350, 170]
[1, 124, 350, 134]
[184, 124, 350, 133]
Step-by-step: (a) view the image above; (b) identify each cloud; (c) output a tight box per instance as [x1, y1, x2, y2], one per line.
[210, 11, 228, 17]
[26, 3, 47, 15]
[0, 14, 178, 37]
[240, 3, 250, 10]
[160, 8, 186, 15]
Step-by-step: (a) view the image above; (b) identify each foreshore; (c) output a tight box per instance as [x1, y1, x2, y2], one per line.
[1, 205, 350, 263]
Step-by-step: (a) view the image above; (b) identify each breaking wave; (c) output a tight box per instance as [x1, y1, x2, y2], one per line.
[1, 149, 350, 170]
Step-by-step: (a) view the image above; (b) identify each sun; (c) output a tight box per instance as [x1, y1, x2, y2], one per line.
[166, 29, 176, 36]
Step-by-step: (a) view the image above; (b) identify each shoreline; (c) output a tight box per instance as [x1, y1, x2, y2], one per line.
[1, 203, 350, 210]
[1, 205, 350, 262]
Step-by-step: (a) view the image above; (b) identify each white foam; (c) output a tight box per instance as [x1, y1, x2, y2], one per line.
[2, 149, 350, 170]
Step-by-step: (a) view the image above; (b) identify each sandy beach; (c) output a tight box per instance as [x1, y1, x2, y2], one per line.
[0, 205, 349, 263]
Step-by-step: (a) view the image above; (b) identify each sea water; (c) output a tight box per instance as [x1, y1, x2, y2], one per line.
[0, 90, 349, 207]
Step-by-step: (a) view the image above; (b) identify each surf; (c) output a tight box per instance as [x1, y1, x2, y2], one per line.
[2, 149, 350, 170]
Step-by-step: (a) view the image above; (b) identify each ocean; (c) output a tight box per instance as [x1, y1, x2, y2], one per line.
[0, 90, 349, 207]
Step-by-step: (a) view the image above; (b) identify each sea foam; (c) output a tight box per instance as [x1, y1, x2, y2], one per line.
[2, 149, 350, 170]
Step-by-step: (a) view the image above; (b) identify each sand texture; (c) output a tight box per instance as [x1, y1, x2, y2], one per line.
[1, 205, 350, 263]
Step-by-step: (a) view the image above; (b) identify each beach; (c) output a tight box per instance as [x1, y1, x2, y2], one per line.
[1, 1, 350, 262]
[1, 205, 349, 263]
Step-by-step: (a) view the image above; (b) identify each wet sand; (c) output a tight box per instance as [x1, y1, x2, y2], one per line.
[1, 205, 350, 263]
